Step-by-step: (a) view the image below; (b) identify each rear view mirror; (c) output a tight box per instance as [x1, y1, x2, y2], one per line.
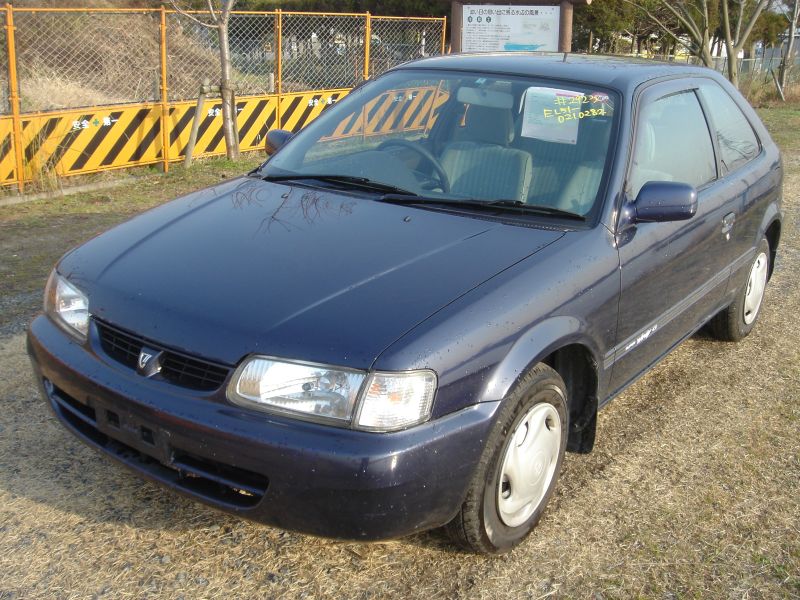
[456, 86, 513, 109]
[634, 181, 698, 223]
[265, 129, 293, 156]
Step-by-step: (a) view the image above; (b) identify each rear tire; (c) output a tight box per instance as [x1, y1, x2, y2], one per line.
[445, 364, 568, 554]
[710, 237, 770, 342]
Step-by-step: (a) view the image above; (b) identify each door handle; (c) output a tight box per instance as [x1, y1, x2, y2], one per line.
[721, 212, 736, 236]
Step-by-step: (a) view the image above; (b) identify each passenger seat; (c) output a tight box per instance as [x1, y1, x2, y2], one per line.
[556, 118, 612, 214]
[440, 105, 533, 202]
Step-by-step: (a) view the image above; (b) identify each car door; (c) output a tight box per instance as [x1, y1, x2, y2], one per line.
[609, 80, 739, 395]
[695, 79, 774, 289]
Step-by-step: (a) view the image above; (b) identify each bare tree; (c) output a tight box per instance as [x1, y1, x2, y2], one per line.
[779, 0, 800, 89]
[720, 0, 773, 85]
[624, 0, 772, 86]
[169, 0, 240, 160]
[622, 0, 716, 66]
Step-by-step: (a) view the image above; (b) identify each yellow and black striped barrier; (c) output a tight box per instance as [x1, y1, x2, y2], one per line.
[1, 86, 451, 187]
[1, 90, 351, 185]
[327, 86, 449, 139]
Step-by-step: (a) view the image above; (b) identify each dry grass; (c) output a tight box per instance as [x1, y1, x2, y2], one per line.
[0, 108, 798, 599]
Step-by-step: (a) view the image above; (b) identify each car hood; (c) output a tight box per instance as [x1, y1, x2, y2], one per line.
[60, 177, 564, 368]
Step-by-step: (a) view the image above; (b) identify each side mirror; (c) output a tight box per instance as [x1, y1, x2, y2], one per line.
[265, 129, 293, 156]
[634, 181, 698, 223]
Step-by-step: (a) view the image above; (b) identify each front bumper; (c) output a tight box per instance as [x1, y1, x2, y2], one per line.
[27, 315, 499, 540]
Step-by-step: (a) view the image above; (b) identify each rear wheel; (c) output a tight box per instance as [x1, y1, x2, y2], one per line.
[445, 364, 568, 554]
[710, 237, 770, 342]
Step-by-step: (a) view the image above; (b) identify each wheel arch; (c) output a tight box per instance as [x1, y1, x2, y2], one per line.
[481, 317, 602, 454]
[764, 218, 781, 280]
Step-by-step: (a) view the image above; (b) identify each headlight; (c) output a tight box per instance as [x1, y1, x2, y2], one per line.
[227, 356, 437, 432]
[44, 270, 89, 341]
[228, 357, 366, 423]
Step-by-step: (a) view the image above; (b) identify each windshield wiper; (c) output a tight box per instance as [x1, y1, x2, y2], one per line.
[380, 194, 585, 220]
[259, 173, 419, 197]
[485, 199, 586, 220]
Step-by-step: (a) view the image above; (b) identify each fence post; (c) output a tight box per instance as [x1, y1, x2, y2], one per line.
[441, 16, 447, 54]
[5, 3, 23, 193]
[159, 6, 170, 173]
[364, 12, 371, 80]
[275, 9, 282, 130]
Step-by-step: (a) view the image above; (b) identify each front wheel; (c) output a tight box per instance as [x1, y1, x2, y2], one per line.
[445, 364, 568, 554]
[710, 237, 770, 342]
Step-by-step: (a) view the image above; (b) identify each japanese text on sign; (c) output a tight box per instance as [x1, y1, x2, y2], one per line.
[461, 5, 559, 52]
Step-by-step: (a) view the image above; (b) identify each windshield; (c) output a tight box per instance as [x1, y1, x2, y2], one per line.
[260, 69, 618, 217]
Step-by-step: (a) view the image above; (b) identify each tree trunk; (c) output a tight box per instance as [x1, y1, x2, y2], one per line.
[728, 56, 740, 87]
[699, 29, 714, 67]
[779, 0, 799, 89]
[721, 0, 740, 86]
[218, 19, 240, 160]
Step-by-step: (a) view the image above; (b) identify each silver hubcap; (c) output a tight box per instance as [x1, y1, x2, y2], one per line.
[743, 251, 768, 325]
[497, 403, 561, 528]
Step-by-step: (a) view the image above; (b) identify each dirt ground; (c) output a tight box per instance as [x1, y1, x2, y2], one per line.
[0, 108, 798, 599]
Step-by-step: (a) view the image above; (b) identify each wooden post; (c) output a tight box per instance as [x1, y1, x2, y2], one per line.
[558, 0, 573, 52]
[159, 6, 170, 173]
[5, 4, 24, 192]
[451, 2, 463, 53]
[184, 79, 212, 168]
[771, 69, 786, 102]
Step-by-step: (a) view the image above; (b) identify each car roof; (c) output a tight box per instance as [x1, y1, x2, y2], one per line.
[396, 53, 719, 95]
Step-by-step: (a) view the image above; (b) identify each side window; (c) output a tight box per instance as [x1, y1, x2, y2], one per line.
[698, 81, 760, 174]
[628, 91, 716, 198]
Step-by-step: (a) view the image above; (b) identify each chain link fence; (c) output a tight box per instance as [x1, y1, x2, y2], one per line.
[712, 56, 800, 91]
[0, 8, 445, 114]
[665, 54, 800, 94]
[370, 17, 445, 77]
[0, 7, 445, 190]
[282, 13, 366, 92]
[14, 10, 161, 113]
[167, 12, 278, 100]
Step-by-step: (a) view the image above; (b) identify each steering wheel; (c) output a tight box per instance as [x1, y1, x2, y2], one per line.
[376, 139, 451, 193]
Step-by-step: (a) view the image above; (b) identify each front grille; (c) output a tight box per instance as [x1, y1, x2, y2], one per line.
[95, 319, 230, 392]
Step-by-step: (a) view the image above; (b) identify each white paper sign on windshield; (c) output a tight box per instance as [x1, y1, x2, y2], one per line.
[521, 86, 582, 145]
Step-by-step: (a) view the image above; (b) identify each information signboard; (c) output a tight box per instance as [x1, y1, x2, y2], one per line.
[461, 5, 560, 52]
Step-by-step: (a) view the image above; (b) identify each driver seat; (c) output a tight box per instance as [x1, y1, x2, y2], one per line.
[440, 105, 533, 202]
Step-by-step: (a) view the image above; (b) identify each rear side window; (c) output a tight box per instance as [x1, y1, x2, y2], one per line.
[698, 81, 760, 174]
[628, 91, 716, 198]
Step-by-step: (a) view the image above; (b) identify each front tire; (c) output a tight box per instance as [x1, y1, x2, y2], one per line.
[445, 364, 568, 554]
[710, 237, 770, 342]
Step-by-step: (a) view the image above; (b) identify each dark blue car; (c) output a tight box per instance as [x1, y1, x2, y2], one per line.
[27, 54, 783, 554]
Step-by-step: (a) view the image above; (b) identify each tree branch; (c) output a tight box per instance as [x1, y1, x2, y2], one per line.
[734, 0, 745, 44]
[621, 0, 698, 53]
[168, 0, 217, 28]
[205, 0, 219, 23]
[655, 0, 704, 42]
[735, 0, 773, 49]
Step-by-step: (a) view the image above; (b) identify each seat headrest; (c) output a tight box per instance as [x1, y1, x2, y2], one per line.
[463, 105, 514, 146]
